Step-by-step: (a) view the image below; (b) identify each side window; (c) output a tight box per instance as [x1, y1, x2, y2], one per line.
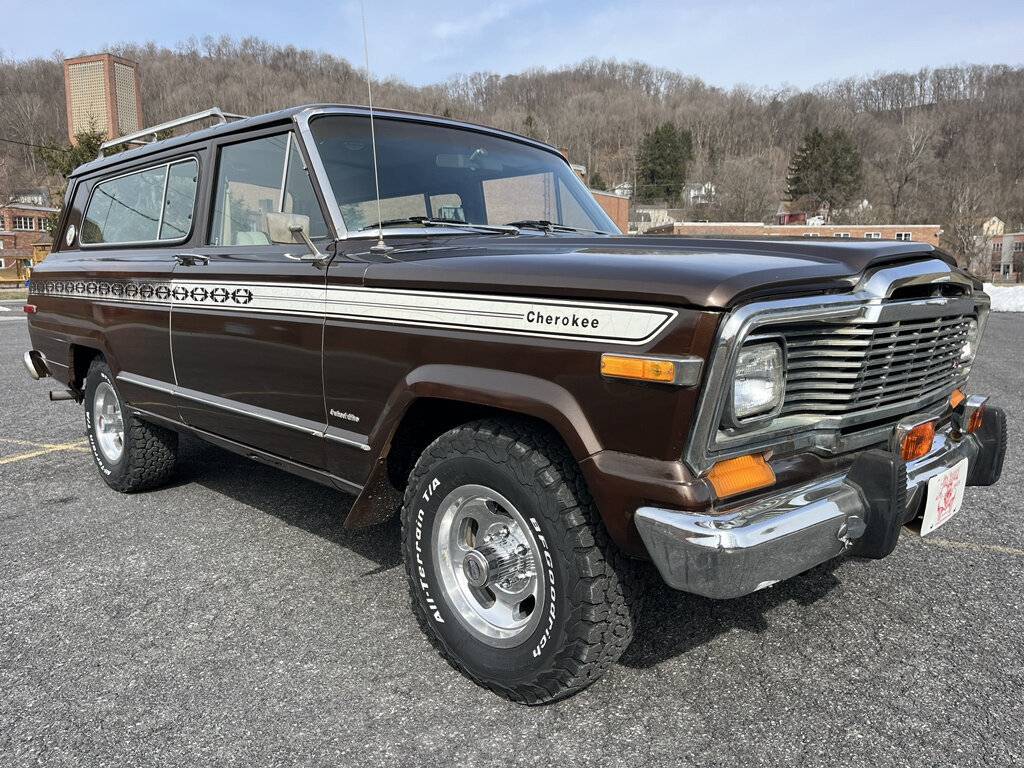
[81, 159, 198, 245]
[83, 166, 165, 244]
[209, 133, 328, 246]
[159, 161, 199, 240]
[283, 137, 329, 239]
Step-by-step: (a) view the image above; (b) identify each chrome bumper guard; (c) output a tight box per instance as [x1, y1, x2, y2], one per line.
[635, 401, 1004, 599]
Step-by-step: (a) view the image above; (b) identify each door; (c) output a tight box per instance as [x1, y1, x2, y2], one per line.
[170, 130, 333, 469]
[69, 156, 203, 421]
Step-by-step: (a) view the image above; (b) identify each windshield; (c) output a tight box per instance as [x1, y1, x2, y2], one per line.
[307, 114, 618, 235]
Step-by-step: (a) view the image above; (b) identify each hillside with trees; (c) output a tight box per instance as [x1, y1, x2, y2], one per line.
[2, 37, 1023, 268]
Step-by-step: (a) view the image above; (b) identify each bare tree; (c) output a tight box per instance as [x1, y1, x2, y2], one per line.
[868, 113, 935, 221]
[1, 44, 1022, 265]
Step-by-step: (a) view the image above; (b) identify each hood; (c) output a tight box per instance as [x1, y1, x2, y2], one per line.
[359, 235, 953, 309]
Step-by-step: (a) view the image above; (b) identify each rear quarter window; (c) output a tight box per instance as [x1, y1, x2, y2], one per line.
[82, 158, 199, 245]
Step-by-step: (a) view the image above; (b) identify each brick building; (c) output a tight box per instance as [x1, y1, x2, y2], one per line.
[0, 201, 58, 272]
[647, 221, 944, 248]
[591, 190, 630, 233]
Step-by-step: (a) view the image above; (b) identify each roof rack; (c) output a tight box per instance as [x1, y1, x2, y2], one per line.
[98, 107, 248, 157]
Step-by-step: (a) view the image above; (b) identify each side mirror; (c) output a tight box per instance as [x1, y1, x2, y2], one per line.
[265, 212, 326, 264]
[265, 212, 310, 244]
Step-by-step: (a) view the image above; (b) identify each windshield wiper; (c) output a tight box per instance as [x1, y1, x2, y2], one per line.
[504, 219, 609, 235]
[360, 216, 518, 234]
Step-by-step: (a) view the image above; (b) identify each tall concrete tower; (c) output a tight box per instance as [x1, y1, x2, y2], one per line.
[63, 54, 143, 144]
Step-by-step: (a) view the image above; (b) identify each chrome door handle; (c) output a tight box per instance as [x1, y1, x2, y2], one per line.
[175, 253, 210, 266]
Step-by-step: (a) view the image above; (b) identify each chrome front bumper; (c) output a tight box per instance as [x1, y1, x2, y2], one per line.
[635, 402, 1005, 599]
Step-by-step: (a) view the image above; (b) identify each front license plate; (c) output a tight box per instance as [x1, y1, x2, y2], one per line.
[920, 458, 969, 536]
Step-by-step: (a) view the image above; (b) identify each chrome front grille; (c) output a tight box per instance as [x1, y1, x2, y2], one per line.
[775, 313, 972, 418]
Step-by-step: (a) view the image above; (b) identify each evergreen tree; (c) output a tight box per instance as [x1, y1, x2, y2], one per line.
[36, 131, 107, 228]
[589, 170, 607, 191]
[786, 128, 863, 220]
[522, 114, 537, 138]
[37, 130, 126, 230]
[636, 123, 693, 203]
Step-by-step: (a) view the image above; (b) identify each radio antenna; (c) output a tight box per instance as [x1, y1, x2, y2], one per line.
[360, 0, 392, 255]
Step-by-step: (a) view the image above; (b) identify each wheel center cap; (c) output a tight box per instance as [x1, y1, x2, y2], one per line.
[462, 551, 490, 587]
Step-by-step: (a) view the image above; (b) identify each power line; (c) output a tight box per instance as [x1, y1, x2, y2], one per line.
[0, 137, 72, 153]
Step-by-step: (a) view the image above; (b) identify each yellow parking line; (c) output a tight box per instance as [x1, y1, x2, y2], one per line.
[922, 536, 1024, 558]
[0, 440, 89, 465]
[0, 437, 83, 450]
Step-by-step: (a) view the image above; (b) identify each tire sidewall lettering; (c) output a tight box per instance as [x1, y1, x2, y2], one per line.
[529, 517, 556, 658]
[406, 461, 565, 670]
[85, 368, 122, 478]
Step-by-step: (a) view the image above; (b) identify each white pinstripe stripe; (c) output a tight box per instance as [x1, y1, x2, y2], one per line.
[32, 279, 677, 345]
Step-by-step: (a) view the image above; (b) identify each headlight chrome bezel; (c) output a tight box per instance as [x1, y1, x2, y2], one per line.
[725, 339, 787, 429]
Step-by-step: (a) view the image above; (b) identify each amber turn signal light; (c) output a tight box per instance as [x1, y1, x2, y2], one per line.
[900, 420, 936, 462]
[967, 406, 984, 433]
[950, 389, 966, 410]
[707, 454, 776, 499]
[601, 354, 678, 384]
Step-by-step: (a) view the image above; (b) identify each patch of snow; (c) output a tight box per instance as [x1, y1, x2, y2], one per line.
[983, 283, 1024, 312]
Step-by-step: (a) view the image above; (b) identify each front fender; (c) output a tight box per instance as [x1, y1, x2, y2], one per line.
[398, 364, 601, 459]
[345, 364, 603, 529]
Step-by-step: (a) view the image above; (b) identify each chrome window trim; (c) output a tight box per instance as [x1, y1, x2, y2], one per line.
[683, 258, 989, 475]
[80, 157, 200, 248]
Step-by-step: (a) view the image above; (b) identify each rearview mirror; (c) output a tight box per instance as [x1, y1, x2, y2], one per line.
[265, 212, 311, 244]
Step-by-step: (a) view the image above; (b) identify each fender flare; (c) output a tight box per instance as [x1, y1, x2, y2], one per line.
[345, 364, 602, 528]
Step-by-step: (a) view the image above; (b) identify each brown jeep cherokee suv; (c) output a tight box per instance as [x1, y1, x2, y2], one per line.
[23, 105, 1006, 704]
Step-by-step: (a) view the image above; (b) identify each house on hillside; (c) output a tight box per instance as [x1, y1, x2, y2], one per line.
[776, 201, 807, 225]
[685, 182, 716, 206]
[611, 182, 633, 198]
[989, 229, 1023, 282]
[0, 194, 58, 276]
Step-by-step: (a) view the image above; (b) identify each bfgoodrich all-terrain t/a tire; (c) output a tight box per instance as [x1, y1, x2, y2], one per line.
[401, 418, 641, 704]
[84, 358, 178, 493]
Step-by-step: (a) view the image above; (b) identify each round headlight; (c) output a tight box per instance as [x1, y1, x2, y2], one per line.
[732, 342, 785, 422]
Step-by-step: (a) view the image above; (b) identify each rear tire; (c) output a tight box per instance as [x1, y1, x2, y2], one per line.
[401, 418, 641, 704]
[84, 358, 178, 492]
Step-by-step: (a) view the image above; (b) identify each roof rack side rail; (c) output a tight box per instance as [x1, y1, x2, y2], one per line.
[97, 107, 248, 157]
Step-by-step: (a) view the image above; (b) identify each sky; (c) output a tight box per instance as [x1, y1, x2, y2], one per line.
[2, 0, 1023, 90]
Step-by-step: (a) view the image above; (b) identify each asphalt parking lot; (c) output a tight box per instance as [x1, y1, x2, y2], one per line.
[1, 303, 1022, 767]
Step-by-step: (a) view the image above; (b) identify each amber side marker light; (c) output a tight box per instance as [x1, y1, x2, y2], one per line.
[950, 388, 966, 410]
[707, 454, 776, 499]
[900, 421, 936, 462]
[967, 405, 985, 433]
[601, 354, 678, 384]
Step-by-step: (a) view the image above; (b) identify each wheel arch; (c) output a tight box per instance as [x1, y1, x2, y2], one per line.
[344, 365, 603, 530]
[68, 343, 107, 390]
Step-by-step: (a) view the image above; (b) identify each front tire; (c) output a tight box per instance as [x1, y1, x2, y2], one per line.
[401, 419, 640, 704]
[84, 358, 178, 492]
